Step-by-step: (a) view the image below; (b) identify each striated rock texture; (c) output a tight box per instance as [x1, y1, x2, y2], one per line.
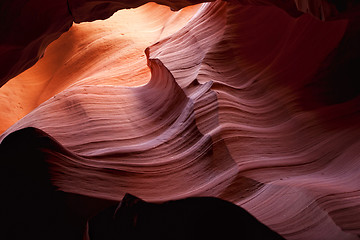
[1, 0, 359, 89]
[0, 3, 200, 132]
[1, 0, 360, 240]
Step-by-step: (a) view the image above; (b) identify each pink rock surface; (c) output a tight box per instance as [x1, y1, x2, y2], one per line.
[1, 0, 360, 239]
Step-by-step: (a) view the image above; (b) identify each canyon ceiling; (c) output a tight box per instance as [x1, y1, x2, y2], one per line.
[1, 0, 360, 239]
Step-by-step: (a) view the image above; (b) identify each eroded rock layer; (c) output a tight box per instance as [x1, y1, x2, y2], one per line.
[1, 1, 360, 240]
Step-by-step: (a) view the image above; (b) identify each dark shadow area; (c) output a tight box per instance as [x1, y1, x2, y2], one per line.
[300, 7, 360, 109]
[0, 127, 116, 240]
[89, 193, 285, 240]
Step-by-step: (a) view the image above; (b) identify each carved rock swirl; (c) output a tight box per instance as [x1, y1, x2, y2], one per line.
[1, 1, 360, 239]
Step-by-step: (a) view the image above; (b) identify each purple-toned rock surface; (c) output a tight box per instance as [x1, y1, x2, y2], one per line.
[1, 1, 360, 239]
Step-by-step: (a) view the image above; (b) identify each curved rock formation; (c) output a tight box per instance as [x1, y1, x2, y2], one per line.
[1, 0, 360, 240]
[0, 3, 200, 132]
[1, 0, 358, 89]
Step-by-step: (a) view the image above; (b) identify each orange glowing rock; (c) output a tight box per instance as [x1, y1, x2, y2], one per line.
[1, 1, 360, 240]
[0, 3, 200, 133]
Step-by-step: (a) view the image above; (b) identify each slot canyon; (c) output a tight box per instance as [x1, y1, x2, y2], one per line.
[1, 0, 360, 239]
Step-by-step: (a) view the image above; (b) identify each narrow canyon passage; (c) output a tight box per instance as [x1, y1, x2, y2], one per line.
[1, 1, 360, 239]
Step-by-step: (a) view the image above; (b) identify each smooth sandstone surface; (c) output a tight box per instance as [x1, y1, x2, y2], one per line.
[1, 0, 360, 239]
[0, 3, 200, 133]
